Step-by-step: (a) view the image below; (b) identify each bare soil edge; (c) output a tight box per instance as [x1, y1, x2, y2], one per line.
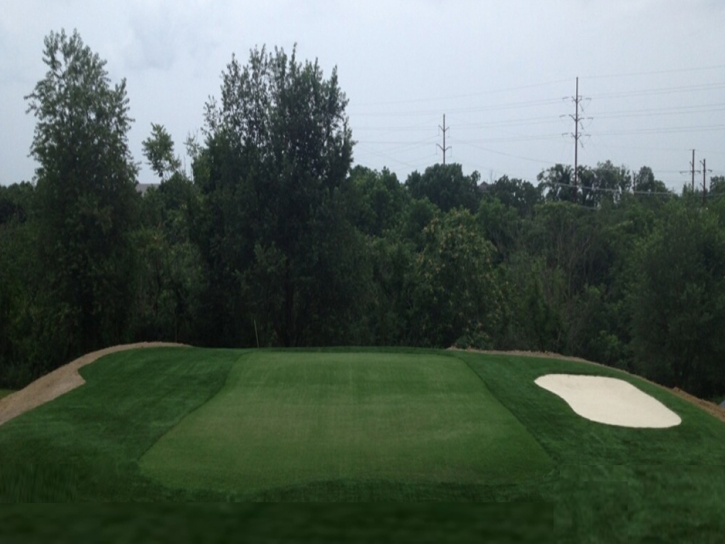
[450, 348, 725, 424]
[0, 342, 188, 427]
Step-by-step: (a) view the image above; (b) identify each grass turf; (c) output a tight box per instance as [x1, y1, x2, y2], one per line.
[0, 347, 724, 542]
[139, 351, 552, 494]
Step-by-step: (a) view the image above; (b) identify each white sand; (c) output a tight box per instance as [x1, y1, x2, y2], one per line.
[535, 374, 682, 428]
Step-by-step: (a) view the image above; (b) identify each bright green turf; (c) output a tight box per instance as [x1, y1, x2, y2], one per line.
[0, 389, 14, 400]
[1, 347, 724, 542]
[139, 351, 553, 493]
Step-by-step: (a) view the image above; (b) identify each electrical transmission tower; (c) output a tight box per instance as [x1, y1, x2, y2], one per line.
[566, 77, 590, 201]
[437, 114, 451, 165]
[680, 150, 700, 191]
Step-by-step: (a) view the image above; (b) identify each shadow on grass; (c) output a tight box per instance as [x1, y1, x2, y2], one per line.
[0, 503, 555, 544]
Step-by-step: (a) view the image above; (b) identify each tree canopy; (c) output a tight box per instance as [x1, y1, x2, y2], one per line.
[1, 29, 724, 402]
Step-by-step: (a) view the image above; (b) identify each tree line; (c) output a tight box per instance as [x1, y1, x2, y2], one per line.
[1, 30, 724, 400]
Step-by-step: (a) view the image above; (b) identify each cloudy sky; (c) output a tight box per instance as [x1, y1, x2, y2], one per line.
[3, 0, 725, 190]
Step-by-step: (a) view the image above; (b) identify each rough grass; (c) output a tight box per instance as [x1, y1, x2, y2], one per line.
[0, 347, 724, 543]
[139, 351, 552, 494]
[455, 352, 725, 543]
[0, 504, 554, 544]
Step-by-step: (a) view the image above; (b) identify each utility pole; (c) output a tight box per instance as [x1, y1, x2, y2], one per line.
[681, 150, 700, 191]
[567, 77, 589, 202]
[437, 114, 451, 165]
[701, 158, 712, 206]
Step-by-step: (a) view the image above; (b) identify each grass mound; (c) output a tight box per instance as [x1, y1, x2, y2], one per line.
[139, 351, 552, 493]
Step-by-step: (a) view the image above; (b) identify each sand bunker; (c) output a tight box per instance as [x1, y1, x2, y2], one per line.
[535, 374, 682, 428]
[0, 342, 186, 427]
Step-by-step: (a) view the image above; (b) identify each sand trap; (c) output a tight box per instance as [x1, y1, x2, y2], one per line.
[535, 374, 682, 428]
[0, 342, 187, 427]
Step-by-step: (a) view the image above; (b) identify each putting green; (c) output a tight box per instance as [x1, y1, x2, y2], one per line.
[140, 352, 552, 493]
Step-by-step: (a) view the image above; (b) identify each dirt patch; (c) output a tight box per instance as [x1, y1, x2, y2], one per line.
[671, 388, 725, 424]
[451, 348, 725, 424]
[0, 342, 187, 427]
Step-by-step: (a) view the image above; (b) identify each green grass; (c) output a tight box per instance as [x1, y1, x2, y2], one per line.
[0, 347, 724, 542]
[140, 351, 552, 494]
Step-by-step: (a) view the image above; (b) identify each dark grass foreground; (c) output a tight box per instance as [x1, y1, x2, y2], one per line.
[0, 504, 554, 544]
[0, 347, 724, 542]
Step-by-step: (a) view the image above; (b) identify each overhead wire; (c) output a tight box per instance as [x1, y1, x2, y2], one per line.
[348, 68, 725, 182]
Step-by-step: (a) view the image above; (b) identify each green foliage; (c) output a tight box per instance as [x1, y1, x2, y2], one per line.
[134, 173, 204, 343]
[539, 162, 631, 208]
[0, 183, 39, 387]
[194, 45, 358, 347]
[484, 175, 542, 217]
[25, 29, 139, 365]
[405, 163, 480, 213]
[5, 29, 725, 402]
[347, 165, 409, 237]
[413, 209, 503, 348]
[630, 199, 725, 396]
[142, 123, 181, 180]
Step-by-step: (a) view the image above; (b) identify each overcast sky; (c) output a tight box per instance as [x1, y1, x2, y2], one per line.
[3, 0, 725, 190]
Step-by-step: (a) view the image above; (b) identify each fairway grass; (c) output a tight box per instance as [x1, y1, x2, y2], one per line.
[2, 347, 725, 541]
[140, 351, 553, 494]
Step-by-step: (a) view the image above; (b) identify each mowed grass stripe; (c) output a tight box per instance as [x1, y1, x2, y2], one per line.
[140, 352, 553, 493]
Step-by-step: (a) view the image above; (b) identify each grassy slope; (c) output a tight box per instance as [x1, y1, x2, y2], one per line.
[0, 347, 724, 542]
[455, 352, 725, 543]
[140, 351, 552, 494]
[0, 347, 237, 501]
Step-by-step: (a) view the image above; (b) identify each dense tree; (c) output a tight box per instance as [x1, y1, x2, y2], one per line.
[4, 30, 725, 402]
[539, 162, 630, 208]
[0, 183, 39, 387]
[483, 175, 542, 217]
[194, 46, 359, 346]
[25, 29, 139, 364]
[405, 163, 480, 213]
[412, 208, 504, 348]
[538, 164, 576, 203]
[630, 200, 725, 396]
[134, 172, 203, 342]
[347, 166, 408, 237]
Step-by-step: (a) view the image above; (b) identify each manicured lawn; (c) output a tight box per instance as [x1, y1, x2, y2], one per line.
[140, 351, 552, 494]
[455, 352, 725, 543]
[0, 347, 724, 542]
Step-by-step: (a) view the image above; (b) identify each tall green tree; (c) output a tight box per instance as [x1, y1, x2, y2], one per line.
[142, 123, 182, 180]
[25, 29, 138, 364]
[195, 45, 360, 346]
[412, 208, 504, 348]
